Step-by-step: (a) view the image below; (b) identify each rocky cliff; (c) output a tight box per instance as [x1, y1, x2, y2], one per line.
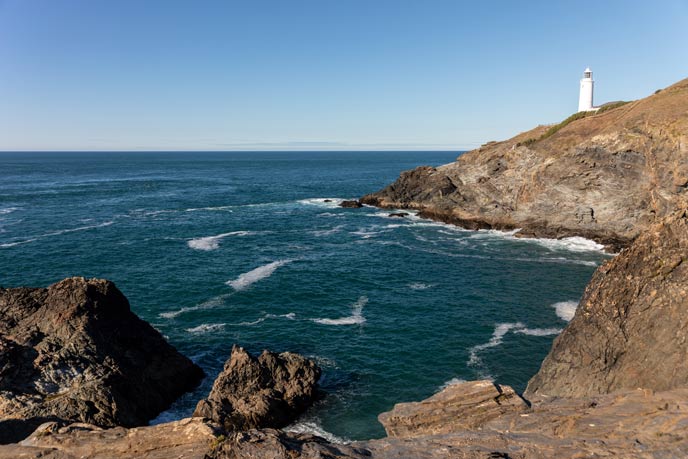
[525, 209, 688, 397]
[362, 78, 688, 251]
[0, 277, 204, 443]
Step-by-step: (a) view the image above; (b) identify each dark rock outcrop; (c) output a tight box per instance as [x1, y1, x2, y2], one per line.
[362, 78, 688, 251]
[525, 209, 688, 398]
[0, 277, 204, 443]
[340, 200, 363, 208]
[193, 345, 320, 431]
[387, 212, 409, 218]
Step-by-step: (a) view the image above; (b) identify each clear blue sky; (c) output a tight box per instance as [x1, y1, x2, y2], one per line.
[1, 0, 686, 151]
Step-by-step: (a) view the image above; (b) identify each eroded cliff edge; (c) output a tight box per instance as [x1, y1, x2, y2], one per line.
[362, 78, 688, 251]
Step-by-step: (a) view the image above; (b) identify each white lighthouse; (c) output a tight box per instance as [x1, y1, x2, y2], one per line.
[578, 68, 594, 112]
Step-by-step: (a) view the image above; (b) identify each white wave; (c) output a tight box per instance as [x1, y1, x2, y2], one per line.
[0, 238, 38, 248]
[312, 296, 367, 326]
[311, 225, 344, 237]
[235, 318, 266, 326]
[226, 260, 292, 291]
[469, 321, 563, 369]
[186, 323, 225, 334]
[552, 300, 578, 322]
[266, 312, 297, 320]
[317, 212, 343, 218]
[408, 282, 435, 290]
[187, 231, 257, 251]
[438, 377, 466, 391]
[298, 198, 345, 208]
[468, 322, 524, 367]
[515, 327, 562, 336]
[0, 207, 20, 215]
[532, 236, 606, 253]
[184, 205, 234, 212]
[351, 227, 390, 239]
[159, 293, 233, 319]
[285, 421, 349, 444]
[0, 221, 114, 249]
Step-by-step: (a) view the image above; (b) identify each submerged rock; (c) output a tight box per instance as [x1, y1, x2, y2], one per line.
[0, 277, 204, 443]
[387, 212, 409, 218]
[193, 345, 320, 431]
[526, 209, 688, 398]
[340, 200, 363, 208]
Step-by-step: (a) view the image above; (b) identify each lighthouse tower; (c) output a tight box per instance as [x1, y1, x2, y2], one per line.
[578, 68, 594, 112]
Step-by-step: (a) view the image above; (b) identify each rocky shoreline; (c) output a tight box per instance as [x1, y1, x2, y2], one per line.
[1, 209, 687, 458]
[361, 78, 688, 253]
[1, 78, 687, 457]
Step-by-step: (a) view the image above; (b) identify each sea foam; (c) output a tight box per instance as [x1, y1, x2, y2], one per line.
[312, 296, 367, 325]
[552, 300, 578, 322]
[186, 323, 225, 334]
[286, 421, 349, 444]
[0, 221, 114, 248]
[159, 293, 233, 319]
[226, 260, 292, 291]
[468, 322, 524, 367]
[187, 231, 256, 251]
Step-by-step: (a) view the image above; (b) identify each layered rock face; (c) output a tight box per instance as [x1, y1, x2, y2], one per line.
[193, 345, 320, 431]
[362, 78, 688, 251]
[0, 277, 204, 443]
[0, 418, 220, 459]
[525, 209, 688, 397]
[378, 380, 528, 437]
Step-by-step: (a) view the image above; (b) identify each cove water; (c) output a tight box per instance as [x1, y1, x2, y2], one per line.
[0, 151, 610, 441]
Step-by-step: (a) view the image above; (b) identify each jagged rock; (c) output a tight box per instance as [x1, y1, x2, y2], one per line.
[208, 429, 371, 459]
[0, 277, 204, 444]
[362, 78, 688, 251]
[340, 200, 363, 208]
[525, 209, 688, 398]
[0, 418, 220, 459]
[378, 380, 528, 438]
[193, 345, 320, 431]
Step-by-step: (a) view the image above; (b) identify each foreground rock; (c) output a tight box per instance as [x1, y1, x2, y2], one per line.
[379, 380, 528, 437]
[526, 209, 688, 398]
[0, 277, 204, 443]
[362, 78, 688, 251]
[193, 345, 320, 431]
[0, 418, 220, 459]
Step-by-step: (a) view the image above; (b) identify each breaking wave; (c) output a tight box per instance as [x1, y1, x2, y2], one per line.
[286, 421, 349, 444]
[159, 293, 233, 319]
[312, 296, 367, 325]
[408, 282, 435, 290]
[468, 322, 562, 369]
[226, 260, 292, 291]
[186, 323, 225, 334]
[552, 300, 578, 322]
[187, 230, 257, 251]
[0, 221, 114, 248]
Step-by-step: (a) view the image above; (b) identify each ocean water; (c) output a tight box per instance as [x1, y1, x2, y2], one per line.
[0, 151, 610, 441]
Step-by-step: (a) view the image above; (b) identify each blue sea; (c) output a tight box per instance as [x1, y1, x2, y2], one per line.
[0, 151, 609, 441]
